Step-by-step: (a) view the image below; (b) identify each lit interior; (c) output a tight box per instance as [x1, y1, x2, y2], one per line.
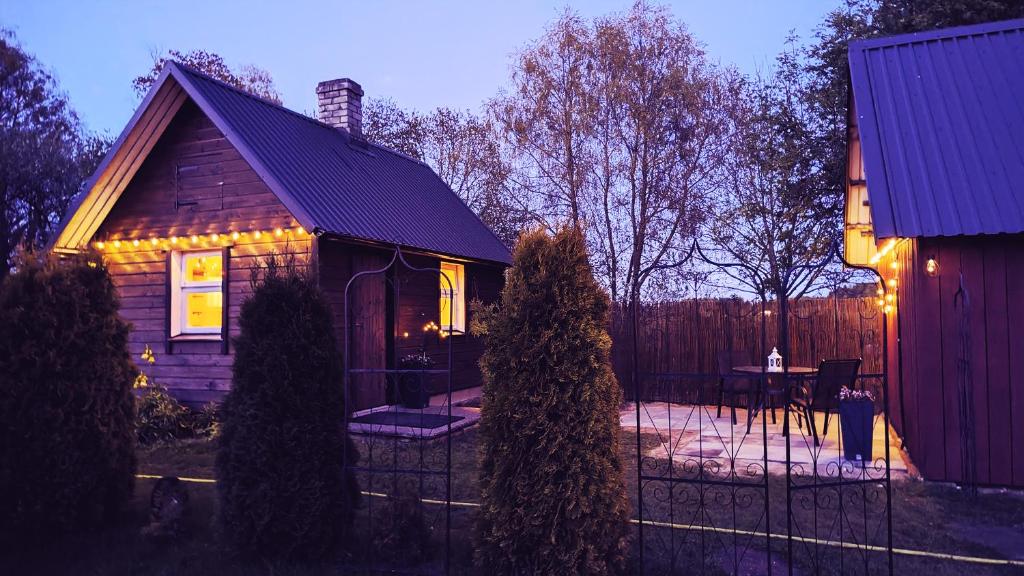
[440, 262, 465, 333]
[184, 253, 222, 283]
[185, 292, 223, 329]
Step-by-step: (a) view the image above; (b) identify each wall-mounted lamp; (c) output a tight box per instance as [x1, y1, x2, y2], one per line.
[925, 256, 939, 277]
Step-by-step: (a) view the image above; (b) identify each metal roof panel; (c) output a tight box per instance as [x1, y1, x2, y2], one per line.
[849, 19, 1024, 239]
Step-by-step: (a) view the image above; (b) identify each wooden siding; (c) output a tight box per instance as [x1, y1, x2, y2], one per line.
[96, 100, 308, 405]
[891, 235, 1024, 487]
[318, 239, 504, 411]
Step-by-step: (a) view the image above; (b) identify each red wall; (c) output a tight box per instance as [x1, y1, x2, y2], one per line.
[891, 234, 1024, 487]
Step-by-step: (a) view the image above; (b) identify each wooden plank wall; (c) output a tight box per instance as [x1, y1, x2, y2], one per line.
[96, 100, 309, 405]
[898, 235, 1024, 487]
[392, 254, 504, 396]
[611, 296, 885, 403]
[318, 240, 505, 411]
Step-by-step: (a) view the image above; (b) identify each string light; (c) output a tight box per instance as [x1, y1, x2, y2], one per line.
[869, 238, 899, 265]
[91, 226, 306, 252]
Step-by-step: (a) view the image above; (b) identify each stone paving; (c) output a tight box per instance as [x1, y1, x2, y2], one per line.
[621, 402, 908, 479]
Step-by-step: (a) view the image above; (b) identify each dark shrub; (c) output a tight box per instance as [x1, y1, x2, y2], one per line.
[0, 253, 136, 544]
[475, 227, 631, 575]
[216, 256, 358, 561]
[136, 384, 219, 445]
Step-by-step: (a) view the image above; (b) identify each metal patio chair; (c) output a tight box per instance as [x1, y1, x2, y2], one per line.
[790, 358, 861, 446]
[716, 350, 756, 427]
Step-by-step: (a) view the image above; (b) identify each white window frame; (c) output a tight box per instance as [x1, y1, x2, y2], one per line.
[170, 250, 223, 336]
[439, 261, 466, 334]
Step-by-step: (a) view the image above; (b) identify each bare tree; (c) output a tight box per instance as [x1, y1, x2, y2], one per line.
[492, 3, 736, 305]
[589, 4, 737, 305]
[706, 45, 836, 305]
[490, 10, 596, 230]
[133, 49, 281, 104]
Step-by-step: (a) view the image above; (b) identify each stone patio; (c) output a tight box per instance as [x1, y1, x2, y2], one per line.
[621, 402, 907, 479]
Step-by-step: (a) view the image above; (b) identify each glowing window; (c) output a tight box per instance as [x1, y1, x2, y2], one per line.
[171, 250, 223, 336]
[439, 262, 465, 334]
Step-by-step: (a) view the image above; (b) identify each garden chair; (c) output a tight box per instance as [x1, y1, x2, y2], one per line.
[790, 358, 861, 446]
[715, 350, 756, 427]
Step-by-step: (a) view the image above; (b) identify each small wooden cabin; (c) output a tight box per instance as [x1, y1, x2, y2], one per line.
[51, 62, 511, 411]
[845, 19, 1024, 487]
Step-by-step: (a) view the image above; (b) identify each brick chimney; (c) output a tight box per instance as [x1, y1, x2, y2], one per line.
[316, 78, 363, 137]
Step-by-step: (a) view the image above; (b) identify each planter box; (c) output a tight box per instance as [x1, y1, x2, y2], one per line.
[399, 372, 431, 409]
[839, 400, 874, 464]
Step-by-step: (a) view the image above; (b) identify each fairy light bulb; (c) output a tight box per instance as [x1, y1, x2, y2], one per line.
[190, 235, 199, 244]
[231, 231, 240, 241]
[274, 228, 284, 237]
[890, 260, 899, 270]
[876, 298, 885, 307]
[297, 227, 306, 235]
[211, 233, 220, 242]
[95, 241, 105, 250]
[150, 238, 158, 246]
[113, 240, 122, 249]
[884, 304, 894, 314]
[132, 239, 140, 247]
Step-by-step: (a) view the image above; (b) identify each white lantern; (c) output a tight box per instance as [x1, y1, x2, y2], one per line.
[767, 347, 783, 373]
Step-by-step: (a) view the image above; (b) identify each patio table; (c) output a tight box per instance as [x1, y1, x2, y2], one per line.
[731, 365, 817, 434]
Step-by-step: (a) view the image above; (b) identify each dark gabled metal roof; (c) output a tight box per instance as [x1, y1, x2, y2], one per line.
[134, 62, 511, 264]
[848, 18, 1024, 239]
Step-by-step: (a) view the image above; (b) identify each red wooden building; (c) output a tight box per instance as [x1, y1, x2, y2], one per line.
[51, 62, 510, 411]
[845, 19, 1024, 487]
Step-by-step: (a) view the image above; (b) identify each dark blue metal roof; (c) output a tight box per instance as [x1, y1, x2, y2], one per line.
[169, 62, 511, 265]
[849, 18, 1024, 239]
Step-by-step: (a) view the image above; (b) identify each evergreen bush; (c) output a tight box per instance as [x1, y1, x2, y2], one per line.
[475, 227, 631, 575]
[216, 255, 359, 561]
[0, 253, 136, 544]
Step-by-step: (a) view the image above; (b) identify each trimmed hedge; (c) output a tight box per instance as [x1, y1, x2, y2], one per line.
[216, 256, 359, 561]
[0, 253, 136, 544]
[475, 227, 631, 575]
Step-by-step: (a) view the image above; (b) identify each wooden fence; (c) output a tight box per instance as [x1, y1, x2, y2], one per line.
[610, 297, 884, 403]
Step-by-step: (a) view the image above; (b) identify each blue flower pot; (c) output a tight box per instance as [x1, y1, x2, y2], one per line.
[839, 400, 874, 464]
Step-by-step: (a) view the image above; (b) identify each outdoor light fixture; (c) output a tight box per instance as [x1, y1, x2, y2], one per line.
[925, 256, 939, 277]
[91, 227, 305, 252]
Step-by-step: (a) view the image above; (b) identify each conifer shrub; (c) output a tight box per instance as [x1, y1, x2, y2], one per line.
[0, 253, 136, 544]
[475, 227, 631, 575]
[216, 255, 359, 561]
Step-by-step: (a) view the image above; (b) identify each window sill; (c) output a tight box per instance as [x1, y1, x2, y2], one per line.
[170, 334, 223, 342]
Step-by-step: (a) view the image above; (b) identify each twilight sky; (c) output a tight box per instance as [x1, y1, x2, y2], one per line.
[1, 0, 839, 136]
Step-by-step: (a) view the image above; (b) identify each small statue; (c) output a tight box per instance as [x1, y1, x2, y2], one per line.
[141, 476, 189, 538]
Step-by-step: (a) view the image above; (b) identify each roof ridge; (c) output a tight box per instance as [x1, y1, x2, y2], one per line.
[850, 17, 1024, 51]
[169, 61, 435, 169]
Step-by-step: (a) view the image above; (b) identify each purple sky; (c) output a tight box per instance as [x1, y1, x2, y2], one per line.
[2, 1, 838, 136]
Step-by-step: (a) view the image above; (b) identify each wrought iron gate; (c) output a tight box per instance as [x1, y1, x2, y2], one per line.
[629, 242, 894, 575]
[341, 247, 456, 575]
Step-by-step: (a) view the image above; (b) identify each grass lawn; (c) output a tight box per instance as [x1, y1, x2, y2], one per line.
[3, 430, 1022, 575]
